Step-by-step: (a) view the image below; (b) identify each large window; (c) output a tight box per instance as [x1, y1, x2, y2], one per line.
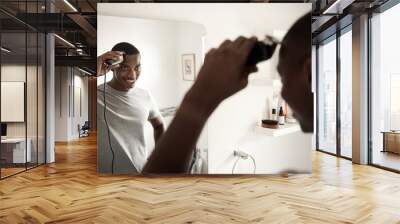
[370, 2, 400, 171]
[316, 26, 353, 159]
[339, 28, 352, 158]
[317, 36, 337, 155]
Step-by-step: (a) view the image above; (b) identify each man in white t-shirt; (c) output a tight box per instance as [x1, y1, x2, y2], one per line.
[97, 42, 165, 174]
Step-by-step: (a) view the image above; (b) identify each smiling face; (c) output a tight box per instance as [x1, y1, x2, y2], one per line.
[112, 54, 141, 91]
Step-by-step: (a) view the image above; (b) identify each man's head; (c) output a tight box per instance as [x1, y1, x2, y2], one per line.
[111, 42, 141, 90]
[277, 13, 313, 132]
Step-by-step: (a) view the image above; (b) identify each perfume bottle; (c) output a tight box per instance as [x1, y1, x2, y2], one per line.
[278, 106, 285, 125]
[271, 108, 277, 121]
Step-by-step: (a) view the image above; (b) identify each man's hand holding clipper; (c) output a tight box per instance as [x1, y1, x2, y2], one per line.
[97, 51, 124, 76]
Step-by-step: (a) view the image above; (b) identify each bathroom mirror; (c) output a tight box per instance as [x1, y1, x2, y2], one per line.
[97, 3, 312, 175]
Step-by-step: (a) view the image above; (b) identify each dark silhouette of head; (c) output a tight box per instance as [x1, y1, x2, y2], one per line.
[277, 13, 313, 132]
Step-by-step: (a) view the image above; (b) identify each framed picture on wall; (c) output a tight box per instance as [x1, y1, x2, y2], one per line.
[182, 54, 196, 81]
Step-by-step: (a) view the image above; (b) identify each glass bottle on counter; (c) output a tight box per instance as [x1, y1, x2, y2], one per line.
[271, 108, 277, 121]
[278, 106, 285, 125]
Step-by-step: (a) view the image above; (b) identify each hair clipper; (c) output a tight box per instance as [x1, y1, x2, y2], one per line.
[246, 35, 280, 66]
[105, 52, 125, 66]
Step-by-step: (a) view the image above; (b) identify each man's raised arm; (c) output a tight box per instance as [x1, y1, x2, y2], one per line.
[143, 36, 257, 174]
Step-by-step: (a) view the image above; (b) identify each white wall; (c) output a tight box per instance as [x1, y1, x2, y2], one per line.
[196, 9, 311, 174]
[71, 73, 89, 138]
[98, 3, 312, 174]
[176, 22, 206, 104]
[55, 67, 89, 141]
[55, 67, 68, 141]
[175, 22, 208, 161]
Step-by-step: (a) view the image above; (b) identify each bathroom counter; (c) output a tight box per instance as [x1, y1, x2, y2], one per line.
[254, 123, 301, 137]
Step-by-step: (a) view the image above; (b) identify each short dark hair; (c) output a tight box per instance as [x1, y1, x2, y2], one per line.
[111, 42, 140, 55]
[282, 13, 311, 61]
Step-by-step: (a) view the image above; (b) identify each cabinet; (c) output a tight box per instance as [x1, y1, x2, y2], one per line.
[382, 132, 400, 154]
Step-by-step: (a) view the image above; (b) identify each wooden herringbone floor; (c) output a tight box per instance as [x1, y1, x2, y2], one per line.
[1, 134, 400, 224]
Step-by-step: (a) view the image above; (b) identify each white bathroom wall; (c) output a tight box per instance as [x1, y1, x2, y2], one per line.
[175, 22, 206, 104]
[98, 3, 313, 174]
[175, 22, 208, 157]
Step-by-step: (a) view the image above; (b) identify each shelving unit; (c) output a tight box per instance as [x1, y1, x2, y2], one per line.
[254, 123, 301, 137]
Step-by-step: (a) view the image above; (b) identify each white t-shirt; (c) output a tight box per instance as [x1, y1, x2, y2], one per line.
[97, 83, 161, 174]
